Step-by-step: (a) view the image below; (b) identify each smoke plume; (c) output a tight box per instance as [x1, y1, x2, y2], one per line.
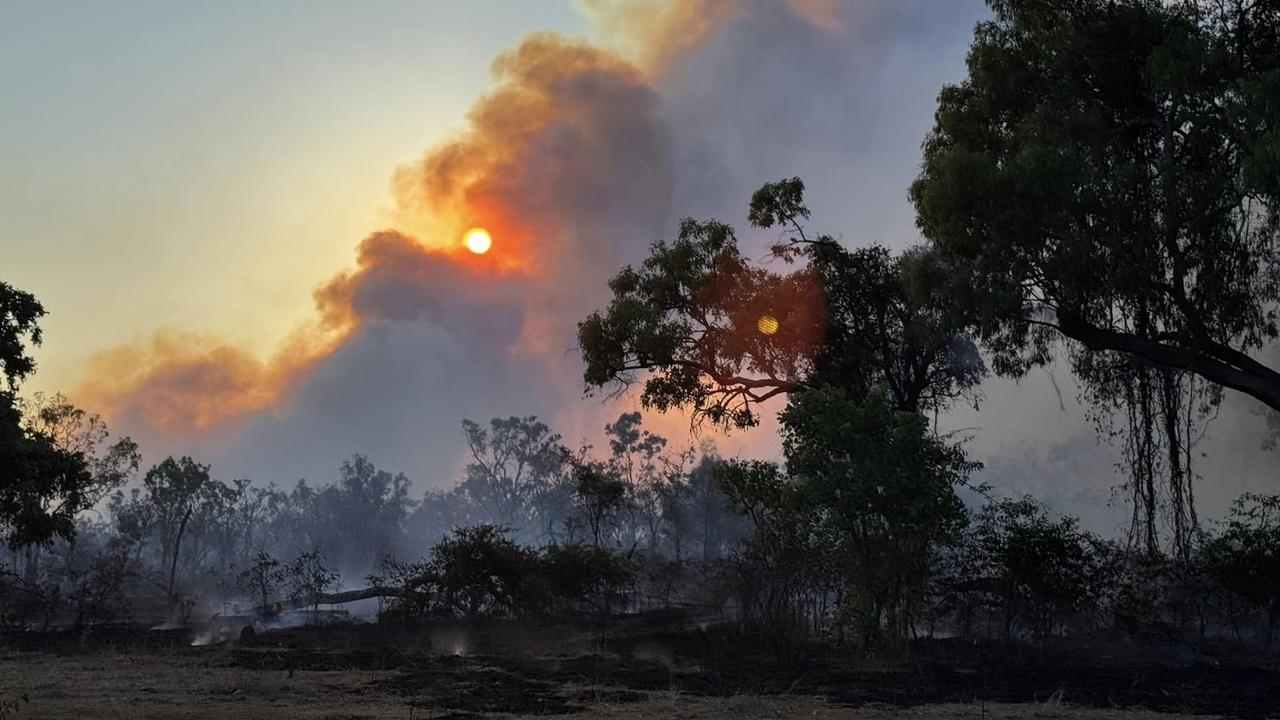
[72, 0, 1275, 524]
[78, 28, 678, 482]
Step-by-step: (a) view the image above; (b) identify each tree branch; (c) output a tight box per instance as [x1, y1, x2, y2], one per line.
[1056, 311, 1280, 412]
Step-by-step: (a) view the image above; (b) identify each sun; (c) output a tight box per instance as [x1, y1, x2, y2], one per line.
[757, 314, 779, 336]
[463, 227, 492, 254]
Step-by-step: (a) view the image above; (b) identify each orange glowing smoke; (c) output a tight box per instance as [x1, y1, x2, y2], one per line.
[582, 0, 846, 76]
[389, 31, 668, 278]
[75, 322, 349, 436]
[75, 32, 667, 439]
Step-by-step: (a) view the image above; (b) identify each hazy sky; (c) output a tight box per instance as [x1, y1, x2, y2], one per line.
[2, 1, 582, 390]
[2, 1, 1272, 528]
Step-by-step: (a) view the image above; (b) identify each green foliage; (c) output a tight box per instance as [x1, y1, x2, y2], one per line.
[538, 542, 631, 614]
[572, 461, 628, 548]
[714, 388, 975, 651]
[0, 422, 95, 550]
[1206, 494, 1280, 646]
[910, 0, 1280, 411]
[238, 551, 284, 611]
[580, 179, 983, 427]
[779, 388, 974, 648]
[0, 281, 44, 392]
[0, 284, 134, 551]
[429, 524, 533, 618]
[285, 550, 339, 615]
[5, 394, 139, 551]
[578, 213, 815, 428]
[459, 416, 568, 534]
[961, 498, 1105, 641]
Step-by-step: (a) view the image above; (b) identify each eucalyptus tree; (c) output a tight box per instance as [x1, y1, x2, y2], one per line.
[0, 282, 137, 559]
[459, 416, 569, 538]
[578, 179, 983, 429]
[910, 0, 1280, 553]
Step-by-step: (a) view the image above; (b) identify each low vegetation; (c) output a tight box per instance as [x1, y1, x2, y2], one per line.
[3, 0, 1280, 717]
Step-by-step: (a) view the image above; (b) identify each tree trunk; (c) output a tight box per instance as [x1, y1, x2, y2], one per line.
[167, 506, 193, 604]
[22, 545, 38, 585]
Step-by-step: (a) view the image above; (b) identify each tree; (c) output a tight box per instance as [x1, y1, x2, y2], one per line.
[672, 449, 743, 562]
[539, 543, 633, 631]
[285, 550, 339, 620]
[429, 524, 532, 618]
[12, 394, 139, 580]
[142, 456, 230, 603]
[754, 181, 986, 415]
[716, 458, 821, 648]
[963, 498, 1101, 643]
[331, 455, 412, 570]
[1, 428, 95, 551]
[459, 416, 568, 535]
[1207, 494, 1280, 647]
[910, 0, 1280, 413]
[0, 280, 44, 392]
[0, 281, 59, 550]
[67, 549, 131, 629]
[366, 555, 434, 622]
[572, 461, 627, 548]
[578, 179, 983, 429]
[0, 283, 133, 553]
[604, 412, 673, 552]
[238, 550, 284, 615]
[23, 393, 139, 499]
[778, 387, 974, 650]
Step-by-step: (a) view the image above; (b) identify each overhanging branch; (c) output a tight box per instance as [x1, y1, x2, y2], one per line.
[1056, 312, 1280, 412]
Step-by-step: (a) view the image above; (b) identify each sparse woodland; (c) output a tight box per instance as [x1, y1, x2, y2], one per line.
[3, 2, 1280, 717]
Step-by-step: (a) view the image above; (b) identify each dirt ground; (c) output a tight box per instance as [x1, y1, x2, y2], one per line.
[1, 621, 1274, 720]
[0, 651, 1226, 720]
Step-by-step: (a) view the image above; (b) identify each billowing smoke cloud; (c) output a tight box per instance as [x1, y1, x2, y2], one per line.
[76, 325, 346, 443]
[78, 29, 677, 482]
[72, 0, 1275, 521]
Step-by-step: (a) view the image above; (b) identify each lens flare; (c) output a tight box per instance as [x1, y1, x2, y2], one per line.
[463, 227, 492, 254]
[757, 314, 779, 336]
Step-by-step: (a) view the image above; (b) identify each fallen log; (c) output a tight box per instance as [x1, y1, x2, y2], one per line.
[254, 586, 422, 616]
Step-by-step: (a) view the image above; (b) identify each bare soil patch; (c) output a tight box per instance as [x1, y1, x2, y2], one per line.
[1, 621, 1275, 719]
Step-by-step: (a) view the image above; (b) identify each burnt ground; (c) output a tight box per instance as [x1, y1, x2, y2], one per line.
[4, 617, 1278, 719]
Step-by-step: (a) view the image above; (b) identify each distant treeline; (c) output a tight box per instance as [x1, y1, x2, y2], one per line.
[6, 0, 1280, 659]
[3, 402, 1279, 655]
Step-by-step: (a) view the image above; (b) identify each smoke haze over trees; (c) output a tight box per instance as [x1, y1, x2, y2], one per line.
[3, 0, 1280, 684]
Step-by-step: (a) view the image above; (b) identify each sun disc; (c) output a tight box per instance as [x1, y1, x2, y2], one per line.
[464, 227, 492, 254]
[757, 314, 779, 336]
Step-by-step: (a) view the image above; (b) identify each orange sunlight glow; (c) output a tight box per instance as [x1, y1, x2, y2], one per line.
[757, 314, 779, 336]
[463, 227, 492, 254]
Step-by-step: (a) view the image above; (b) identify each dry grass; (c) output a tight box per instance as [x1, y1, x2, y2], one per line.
[0, 650, 1224, 720]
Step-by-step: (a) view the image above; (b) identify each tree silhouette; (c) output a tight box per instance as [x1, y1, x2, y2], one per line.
[910, 0, 1280, 412]
[459, 416, 568, 535]
[579, 179, 982, 428]
[0, 282, 128, 552]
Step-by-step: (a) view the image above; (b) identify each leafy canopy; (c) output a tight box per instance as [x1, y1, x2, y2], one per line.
[910, 0, 1280, 411]
[0, 281, 137, 548]
[579, 179, 983, 428]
